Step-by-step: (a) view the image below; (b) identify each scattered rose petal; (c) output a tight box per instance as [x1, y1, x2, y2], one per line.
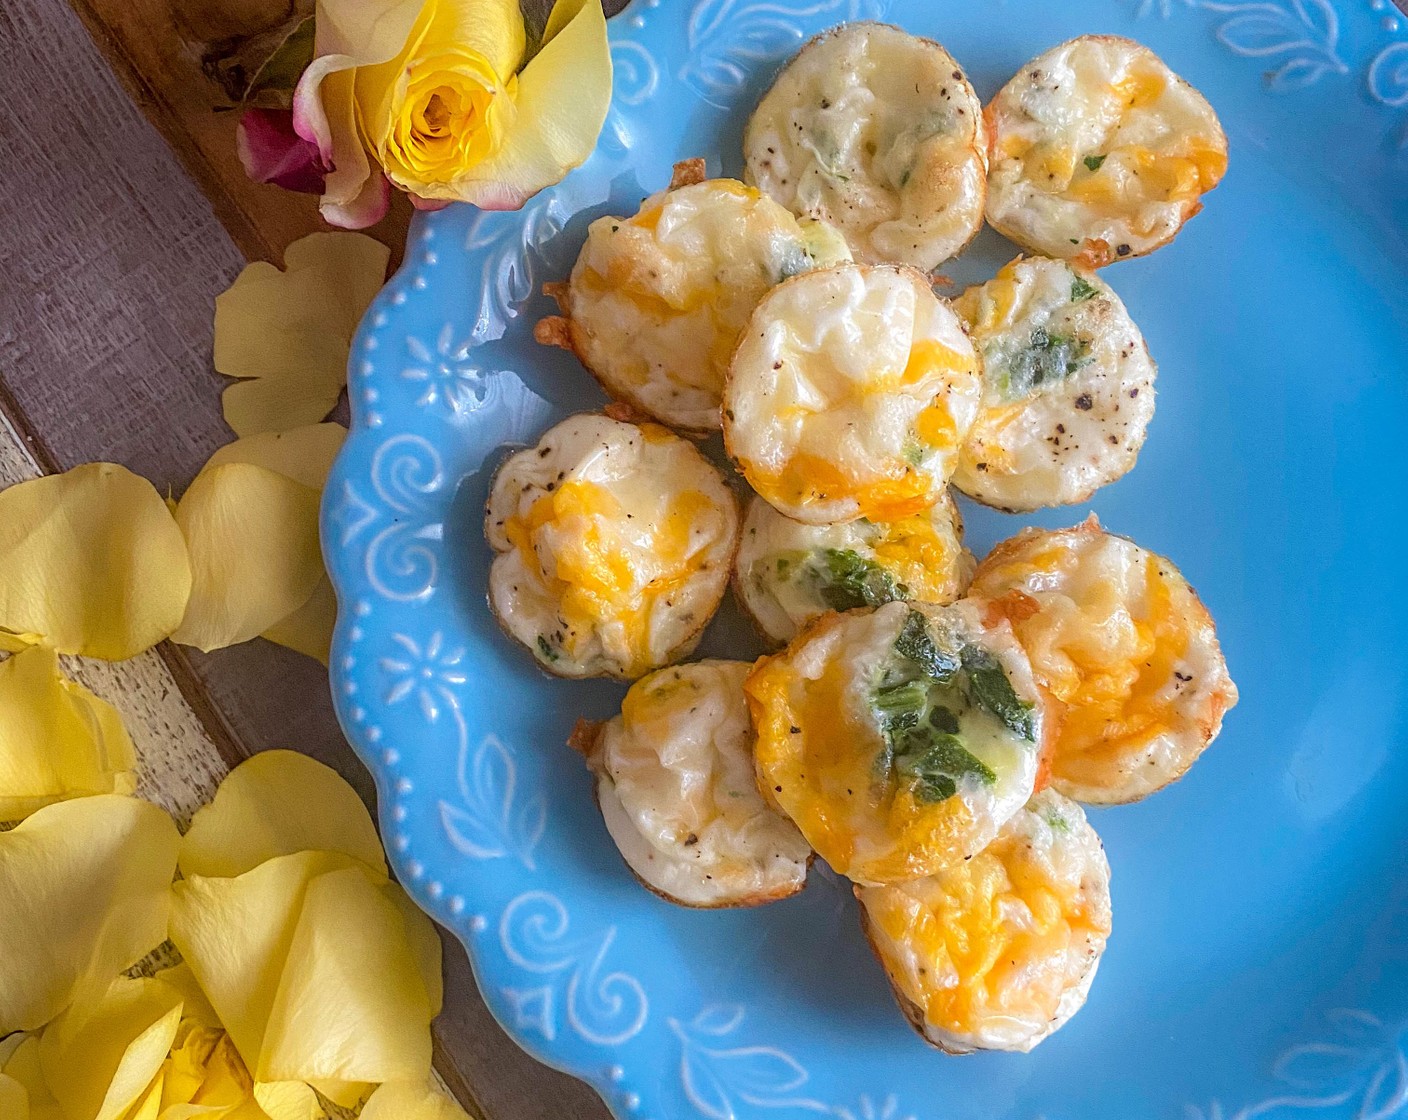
[362, 1077, 473, 1120]
[37, 976, 183, 1120]
[203, 423, 347, 490]
[215, 234, 389, 437]
[179, 750, 386, 880]
[258, 866, 434, 1086]
[0, 464, 192, 660]
[261, 578, 337, 665]
[171, 464, 325, 653]
[0, 795, 179, 1033]
[0, 644, 138, 820]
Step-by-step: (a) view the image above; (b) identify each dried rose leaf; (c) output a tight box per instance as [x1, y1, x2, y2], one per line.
[179, 750, 386, 880]
[172, 463, 324, 652]
[0, 796, 179, 1034]
[0, 645, 138, 821]
[216, 234, 389, 437]
[362, 1079, 473, 1120]
[0, 464, 192, 660]
[258, 866, 434, 1086]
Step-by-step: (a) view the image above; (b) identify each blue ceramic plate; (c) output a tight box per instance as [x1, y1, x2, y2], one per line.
[323, 2, 1408, 1116]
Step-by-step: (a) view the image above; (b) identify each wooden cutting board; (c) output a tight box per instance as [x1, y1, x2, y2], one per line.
[0, 0, 624, 1115]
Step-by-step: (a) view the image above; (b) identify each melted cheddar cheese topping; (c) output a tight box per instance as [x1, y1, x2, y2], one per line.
[723, 264, 982, 526]
[486, 414, 739, 680]
[564, 179, 852, 431]
[857, 789, 1111, 1053]
[970, 518, 1238, 803]
[986, 36, 1228, 266]
[745, 599, 1043, 886]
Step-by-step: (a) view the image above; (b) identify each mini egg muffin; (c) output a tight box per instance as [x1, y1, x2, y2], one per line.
[485, 413, 740, 680]
[572, 660, 813, 907]
[535, 160, 852, 432]
[971, 517, 1237, 804]
[857, 789, 1112, 1053]
[745, 598, 1049, 886]
[952, 255, 1156, 511]
[723, 263, 982, 526]
[985, 36, 1228, 267]
[744, 22, 988, 272]
[734, 492, 973, 645]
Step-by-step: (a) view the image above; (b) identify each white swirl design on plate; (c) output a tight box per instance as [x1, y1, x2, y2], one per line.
[1187, 1009, 1408, 1120]
[499, 891, 648, 1046]
[602, 40, 661, 153]
[360, 435, 444, 602]
[1133, 0, 1196, 15]
[1201, 0, 1349, 90]
[463, 193, 571, 344]
[680, 0, 891, 107]
[1369, 42, 1408, 147]
[403, 324, 495, 416]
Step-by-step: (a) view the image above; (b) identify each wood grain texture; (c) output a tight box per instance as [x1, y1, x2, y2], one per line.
[0, 1, 610, 1115]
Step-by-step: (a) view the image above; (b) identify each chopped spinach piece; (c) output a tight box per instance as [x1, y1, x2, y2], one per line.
[873, 679, 929, 729]
[902, 439, 926, 467]
[960, 645, 1035, 741]
[536, 636, 559, 662]
[927, 704, 960, 733]
[894, 610, 959, 681]
[894, 731, 997, 802]
[777, 244, 815, 282]
[1070, 275, 1100, 303]
[1001, 326, 1092, 398]
[1084, 154, 1107, 172]
[813, 549, 906, 612]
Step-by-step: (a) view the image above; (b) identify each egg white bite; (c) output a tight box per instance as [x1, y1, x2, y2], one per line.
[572, 660, 812, 907]
[734, 491, 973, 646]
[744, 22, 988, 272]
[485, 413, 740, 681]
[856, 789, 1112, 1053]
[985, 36, 1228, 267]
[970, 517, 1238, 804]
[745, 598, 1051, 886]
[535, 160, 852, 432]
[723, 263, 982, 526]
[951, 255, 1156, 511]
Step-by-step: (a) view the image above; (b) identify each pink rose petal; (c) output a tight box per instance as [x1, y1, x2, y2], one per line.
[236, 108, 329, 195]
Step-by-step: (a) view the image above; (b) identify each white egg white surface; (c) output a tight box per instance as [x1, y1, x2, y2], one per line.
[746, 598, 1047, 886]
[744, 22, 987, 272]
[971, 517, 1238, 803]
[723, 264, 982, 525]
[560, 179, 852, 431]
[485, 414, 739, 680]
[986, 36, 1228, 266]
[857, 789, 1112, 1053]
[734, 491, 973, 645]
[581, 660, 812, 907]
[952, 255, 1156, 511]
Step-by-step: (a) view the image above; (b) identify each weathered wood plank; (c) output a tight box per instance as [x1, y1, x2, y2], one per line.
[0, 1, 609, 1115]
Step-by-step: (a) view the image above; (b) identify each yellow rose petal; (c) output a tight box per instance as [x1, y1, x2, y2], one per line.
[0, 464, 192, 659]
[37, 976, 182, 1120]
[0, 795, 179, 1034]
[168, 850, 363, 1067]
[261, 578, 337, 666]
[433, 0, 610, 209]
[1, 1036, 60, 1120]
[362, 1078, 472, 1120]
[216, 234, 389, 437]
[179, 750, 387, 880]
[252, 1078, 324, 1120]
[203, 424, 347, 490]
[258, 866, 434, 1085]
[172, 464, 324, 653]
[386, 884, 445, 1016]
[0, 645, 138, 821]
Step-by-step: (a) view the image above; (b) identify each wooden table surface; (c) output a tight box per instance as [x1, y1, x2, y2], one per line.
[0, 0, 623, 1115]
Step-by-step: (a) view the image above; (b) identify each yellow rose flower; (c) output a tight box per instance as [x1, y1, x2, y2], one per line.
[293, 0, 612, 227]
